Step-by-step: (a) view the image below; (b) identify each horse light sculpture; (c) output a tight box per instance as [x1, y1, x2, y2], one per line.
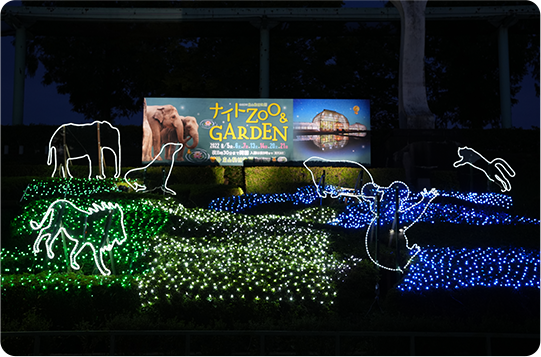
[30, 199, 127, 276]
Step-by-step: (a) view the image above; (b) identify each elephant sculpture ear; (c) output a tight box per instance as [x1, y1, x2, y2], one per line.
[387, 181, 410, 203]
[361, 182, 380, 202]
[153, 107, 165, 124]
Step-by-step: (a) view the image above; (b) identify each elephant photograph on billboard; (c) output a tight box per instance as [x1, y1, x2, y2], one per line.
[142, 98, 200, 164]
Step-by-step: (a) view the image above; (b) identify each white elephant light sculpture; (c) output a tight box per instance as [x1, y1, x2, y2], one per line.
[303, 156, 439, 272]
[48, 121, 122, 179]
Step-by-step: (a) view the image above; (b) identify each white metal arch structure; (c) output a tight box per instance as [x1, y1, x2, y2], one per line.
[2, 5, 538, 127]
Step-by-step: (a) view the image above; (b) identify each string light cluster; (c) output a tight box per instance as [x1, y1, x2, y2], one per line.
[136, 206, 352, 308]
[20, 178, 122, 203]
[438, 190, 513, 210]
[209, 185, 538, 229]
[208, 185, 320, 213]
[397, 245, 540, 291]
[5, 183, 352, 307]
[1, 272, 134, 292]
[2, 170, 538, 309]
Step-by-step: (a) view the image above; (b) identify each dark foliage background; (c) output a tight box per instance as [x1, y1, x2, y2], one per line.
[16, 1, 539, 129]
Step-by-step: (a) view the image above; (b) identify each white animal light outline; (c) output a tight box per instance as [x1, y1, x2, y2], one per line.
[453, 146, 515, 192]
[303, 156, 439, 272]
[30, 199, 128, 276]
[361, 182, 439, 273]
[303, 156, 374, 202]
[48, 121, 122, 179]
[123, 142, 183, 195]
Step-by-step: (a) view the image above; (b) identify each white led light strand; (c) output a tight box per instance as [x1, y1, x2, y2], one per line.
[123, 142, 183, 195]
[453, 146, 515, 192]
[30, 199, 128, 276]
[47, 121, 122, 179]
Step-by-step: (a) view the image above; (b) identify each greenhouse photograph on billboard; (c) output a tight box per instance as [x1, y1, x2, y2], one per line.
[143, 98, 370, 166]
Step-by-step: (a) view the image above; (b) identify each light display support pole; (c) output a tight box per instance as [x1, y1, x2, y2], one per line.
[101, 210, 116, 275]
[162, 168, 166, 196]
[97, 122, 103, 177]
[62, 126, 67, 178]
[58, 202, 71, 272]
[319, 170, 326, 206]
[354, 170, 364, 194]
[143, 168, 147, 188]
[394, 186, 400, 273]
[375, 194, 380, 265]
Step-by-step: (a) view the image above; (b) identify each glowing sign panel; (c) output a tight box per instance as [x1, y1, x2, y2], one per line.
[144, 98, 370, 166]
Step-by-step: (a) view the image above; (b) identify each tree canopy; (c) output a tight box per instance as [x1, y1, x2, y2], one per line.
[19, 1, 539, 128]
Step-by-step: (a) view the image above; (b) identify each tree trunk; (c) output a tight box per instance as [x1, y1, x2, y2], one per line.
[391, 0, 435, 129]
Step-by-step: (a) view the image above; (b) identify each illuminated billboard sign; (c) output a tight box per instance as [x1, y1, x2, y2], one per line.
[143, 98, 370, 166]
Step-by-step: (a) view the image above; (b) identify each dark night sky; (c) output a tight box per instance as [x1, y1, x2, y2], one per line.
[1, 0, 539, 128]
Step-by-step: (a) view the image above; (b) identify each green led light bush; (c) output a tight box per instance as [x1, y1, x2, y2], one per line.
[19, 177, 124, 203]
[1, 272, 139, 331]
[2, 176, 374, 327]
[5, 192, 171, 275]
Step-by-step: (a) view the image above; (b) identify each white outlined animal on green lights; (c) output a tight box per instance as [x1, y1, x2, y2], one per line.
[30, 199, 127, 276]
[123, 142, 183, 195]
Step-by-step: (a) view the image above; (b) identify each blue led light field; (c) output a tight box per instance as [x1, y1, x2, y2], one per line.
[208, 185, 540, 293]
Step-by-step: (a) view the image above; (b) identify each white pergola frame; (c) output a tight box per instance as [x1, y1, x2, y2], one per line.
[2, 5, 539, 128]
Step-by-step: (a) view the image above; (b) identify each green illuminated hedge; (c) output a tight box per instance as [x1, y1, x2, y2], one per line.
[244, 166, 407, 194]
[2, 174, 365, 324]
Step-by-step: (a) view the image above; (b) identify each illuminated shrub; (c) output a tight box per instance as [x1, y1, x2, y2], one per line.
[136, 207, 355, 311]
